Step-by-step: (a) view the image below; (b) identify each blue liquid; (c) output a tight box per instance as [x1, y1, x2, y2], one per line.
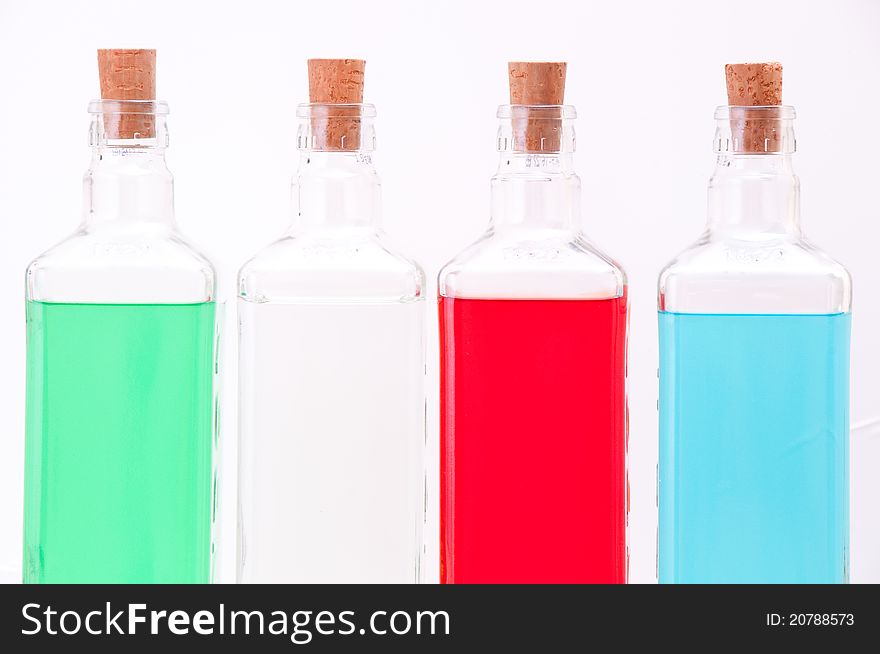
[658, 312, 850, 583]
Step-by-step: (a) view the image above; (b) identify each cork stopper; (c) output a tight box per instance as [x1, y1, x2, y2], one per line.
[307, 59, 365, 151]
[308, 59, 365, 103]
[508, 62, 566, 105]
[508, 62, 567, 152]
[97, 49, 156, 139]
[725, 62, 783, 106]
[724, 62, 784, 153]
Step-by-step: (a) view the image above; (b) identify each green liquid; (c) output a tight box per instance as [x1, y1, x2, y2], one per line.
[24, 301, 216, 583]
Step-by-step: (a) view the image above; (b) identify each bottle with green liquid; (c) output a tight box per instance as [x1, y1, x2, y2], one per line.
[23, 49, 217, 583]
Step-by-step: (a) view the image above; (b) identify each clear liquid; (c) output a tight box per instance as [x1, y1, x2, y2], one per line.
[237, 299, 425, 583]
[658, 312, 850, 583]
[24, 301, 216, 583]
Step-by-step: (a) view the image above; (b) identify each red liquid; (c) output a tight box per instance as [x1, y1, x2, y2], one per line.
[439, 295, 628, 583]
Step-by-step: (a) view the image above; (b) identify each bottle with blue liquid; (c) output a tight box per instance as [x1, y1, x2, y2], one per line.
[657, 63, 851, 583]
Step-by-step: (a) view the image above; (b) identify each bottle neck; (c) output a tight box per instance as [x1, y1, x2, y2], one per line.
[290, 151, 380, 234]
[490, 152, 580, 231]
[83, 146, 175, 229]
[707, 152, 800, 239]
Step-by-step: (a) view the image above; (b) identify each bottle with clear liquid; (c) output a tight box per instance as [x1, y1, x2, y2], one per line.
[658, 66, 851, 583]
[23, 50, 217, 583]
[438, 63, 628, 583]
[237, 60, 425, 583]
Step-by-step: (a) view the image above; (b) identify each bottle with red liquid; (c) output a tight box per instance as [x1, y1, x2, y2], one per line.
[438, 62, 628, 583]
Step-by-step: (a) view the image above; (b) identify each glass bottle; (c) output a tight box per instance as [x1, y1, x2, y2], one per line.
[24, 99, 217, 583]
[658, 105, 851, 583]
[237, 103, 426, 583]
[439, 104, 629, 583]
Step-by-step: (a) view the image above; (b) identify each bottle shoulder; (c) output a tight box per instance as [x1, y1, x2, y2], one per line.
[238, 231, 424, 303]
[27, 224, 215, 303]
[659, 233, 851, 314]
[438, 228, 626, 299]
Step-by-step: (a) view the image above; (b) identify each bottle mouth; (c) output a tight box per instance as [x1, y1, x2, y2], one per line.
[714, 105, 795, 120]
[88, 99, 170, 115]
[296, 103, 376, 152]
[296, 103, 376, 119]
[714, 105, 796, 154]
[496, 104, 576, 153]
[497, 104, 577, 120]
[89, 100, 169, 144]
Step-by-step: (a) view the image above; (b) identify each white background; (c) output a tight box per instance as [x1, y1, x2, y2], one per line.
[0, 0, 878, 583]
